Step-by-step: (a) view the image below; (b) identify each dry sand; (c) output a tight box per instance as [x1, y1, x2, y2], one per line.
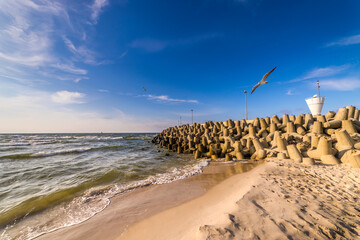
[119, 160, 360, 240]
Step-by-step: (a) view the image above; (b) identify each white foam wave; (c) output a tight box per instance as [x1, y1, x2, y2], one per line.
[30, 147, 92, 157]
[0, 158, 210, 240]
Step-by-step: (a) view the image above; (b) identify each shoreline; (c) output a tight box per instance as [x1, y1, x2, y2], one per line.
[118, 160, 268, 240]
[36, 160, 263, 240]
[119, 159, 360, 240]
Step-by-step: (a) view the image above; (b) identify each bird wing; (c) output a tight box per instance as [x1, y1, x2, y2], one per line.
[251, 82, 261, 94]
[261, 66, 276, 83]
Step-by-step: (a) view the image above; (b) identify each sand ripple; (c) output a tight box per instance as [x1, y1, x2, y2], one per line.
[200, 160, 360, 240]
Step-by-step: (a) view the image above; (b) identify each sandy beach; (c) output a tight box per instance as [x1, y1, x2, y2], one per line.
[119, 160, 360, 240]
[36, 160, 262, 240]
[36, 158, 360, 240]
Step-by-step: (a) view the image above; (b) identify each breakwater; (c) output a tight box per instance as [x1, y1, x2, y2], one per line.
[153, 106, 360, 167]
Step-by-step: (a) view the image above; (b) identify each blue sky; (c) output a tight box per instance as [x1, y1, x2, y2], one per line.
[0, 0, 360, 133]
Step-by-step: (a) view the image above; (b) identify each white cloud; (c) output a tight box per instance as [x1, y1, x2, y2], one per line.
[62, 36, 98, 64]
[290, 64, 349, 83]
[52, 63, 87, 75]
[90, 0, 109, 24]
[0, 0, 64, 68]
[0, 0, 108, 86]
[320, 78, 360, 91]
[63, 36, 77, 53]
[98, 89, 109, 93]
[327, 34, 360, 47]
[0, 84, 174, 133]
[51, 91, 86, 104]
[146, 94, 198, 103]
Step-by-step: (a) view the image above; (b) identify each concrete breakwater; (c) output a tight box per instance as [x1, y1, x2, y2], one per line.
[152, 106, 360, 168]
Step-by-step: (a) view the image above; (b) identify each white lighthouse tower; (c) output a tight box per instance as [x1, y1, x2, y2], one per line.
[305, 80, 325, 116]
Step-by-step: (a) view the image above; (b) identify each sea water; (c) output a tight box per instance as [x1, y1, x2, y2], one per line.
[0, 133, 209, 240]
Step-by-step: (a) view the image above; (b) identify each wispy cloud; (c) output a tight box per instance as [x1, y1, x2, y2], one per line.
[130, 33, 219, 52]
[326, 34, 360, 47]
[119, 51, 128, 58]
[0, 0, 66, 68]
[51, 91, 86, 104]
[98, 89, 109, 93]
[286, 89, 294, 95]
[0, 0, 108, 86]
[319, 78, 360, 91]
[62, 36, 99, 64]
[90, 0, 109, 24]
[289, 64, 350, 83]
[52, 63, 87, 75]
[146, 94, 198, 103]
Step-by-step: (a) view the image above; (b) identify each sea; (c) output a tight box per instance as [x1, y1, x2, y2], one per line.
[0, 133, 209, 240]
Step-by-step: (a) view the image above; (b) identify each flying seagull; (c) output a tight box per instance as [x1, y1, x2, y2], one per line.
[251, 67, 276, 94]
[142, 87, 147, 91]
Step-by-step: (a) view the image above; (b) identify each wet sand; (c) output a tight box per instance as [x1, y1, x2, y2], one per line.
[36, 160, 262, 240]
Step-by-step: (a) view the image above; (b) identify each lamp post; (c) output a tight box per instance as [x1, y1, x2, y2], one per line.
[244, 90, 248, 120]
[191, 109, 194, 124]
[317, 80, 320, 97]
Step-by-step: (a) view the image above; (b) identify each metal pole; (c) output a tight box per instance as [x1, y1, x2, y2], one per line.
[244, 90, 248, 120]
[191, 109, 193, 124]
[180, 116, 182, 125]
[317, 80, 320, 97]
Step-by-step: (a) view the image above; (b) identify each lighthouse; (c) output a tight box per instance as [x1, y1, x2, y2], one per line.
[305, 80, 325, 116]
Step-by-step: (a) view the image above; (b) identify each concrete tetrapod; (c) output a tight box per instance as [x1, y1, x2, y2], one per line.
[349, 152, 360, 168]
[325, 111, 336, 121]
[320, 155, 341, 165]
[277, 152, 288, 159]
[340, 150, 360, 164]
[335, 108, 348, 121]
[276, 136, 287, 152]
[316, 115, 326, 123]
[287, 122, 296, 134]
[347, 106, 356, 119]
[342, 120, 358, 134]
[335, 129, 354, 152]
[354, 109, 360, 121]
[307, 137, 337, 160]
[312, 121, 323, 134]
[323, 120, 342, 129]
[251, 138, 266, 160]
[302, 157, 315, 166]
[286, 144, 302, 163]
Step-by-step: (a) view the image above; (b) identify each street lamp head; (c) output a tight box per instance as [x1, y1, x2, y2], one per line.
[244, 90, 247, 94]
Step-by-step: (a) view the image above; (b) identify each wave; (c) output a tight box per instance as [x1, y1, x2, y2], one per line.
[0, 145, 124, 160]
[0, 138, 124, 147]
[0, 159, 210, 240]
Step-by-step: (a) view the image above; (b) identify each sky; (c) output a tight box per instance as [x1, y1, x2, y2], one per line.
[0, 0, 360, 133]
